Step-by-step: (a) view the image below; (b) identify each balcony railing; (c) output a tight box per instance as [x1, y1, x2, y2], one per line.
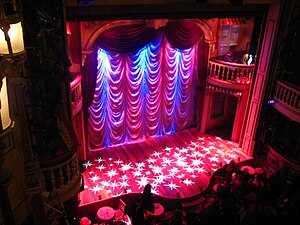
[274, 80, 300, 113]
[70, 74, 82, 116]
[208, 58, 254, 85]
[39, 150, 82, 204]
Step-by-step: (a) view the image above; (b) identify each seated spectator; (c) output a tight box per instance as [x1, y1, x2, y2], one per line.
[224, 160, 236, 186]
[132, 206, 145, 225]
[141, 184, 155, 213]
[223, 46, 236, 62]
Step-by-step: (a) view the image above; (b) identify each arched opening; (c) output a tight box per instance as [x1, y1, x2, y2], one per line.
[77, 19, 214, 150]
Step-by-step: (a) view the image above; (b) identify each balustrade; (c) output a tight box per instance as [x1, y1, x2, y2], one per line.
[39, 151, 81, 199]
[274, 80, 300, 112]
[208, 58, 254, 84]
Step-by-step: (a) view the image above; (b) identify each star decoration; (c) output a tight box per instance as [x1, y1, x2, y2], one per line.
[196, 166, 206, 173]
[162, 157, 173, 166]
[120, 175, 129, 180]
[132, 170, 143, 177]
[95, 157, 105, 163]
[209, 156, 219, 163]
[89, 184, 102, 194]
[164, 146, 172, 152]
[191, 158, 204, 166]
[182, 178, 195, 186]
[152, 165, 163, 175]
[185, 166, 196, 173]
[79, 133, 249, 205]
[190, 141, 199, 148]
[165, 181, 180, 190]
[115, 159, 123, 165]
[83, 160, 93, 168]
[136, 162, 145, 168]
[119, 180, 130, 188]
[179, 147, 189, 153]
[109, 180, 119, 190]
[105, 169, 118, 178]
[121, 163, 133, 171]
[96, 164, 106, 171]
[89, 174, 100, 183]
[152, 151, 162, 157]
[136, 176, 150, 189]
[100, 180, 111, 187]
[147, 157, 157, 164]
[169, 167, 180, 174]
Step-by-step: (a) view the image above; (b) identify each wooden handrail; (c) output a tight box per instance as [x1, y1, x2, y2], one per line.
[276, 80, 300, 94]
[70, 74, 81, 89]
[210, 57, 255, 68]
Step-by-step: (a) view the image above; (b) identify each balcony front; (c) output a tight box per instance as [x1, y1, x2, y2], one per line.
[35, 114, 82, 209]
[207, 57, 254, 91]
[200, 56, 255, 143]
[272, 80, 300, 123]
[39, 149, 82, 207]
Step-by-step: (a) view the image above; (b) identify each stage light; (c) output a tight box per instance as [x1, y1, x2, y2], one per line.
[77, 0, 95, 6]
[268, 100, 275, 104]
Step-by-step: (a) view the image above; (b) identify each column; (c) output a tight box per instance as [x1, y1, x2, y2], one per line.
[0, 167, 16, 225]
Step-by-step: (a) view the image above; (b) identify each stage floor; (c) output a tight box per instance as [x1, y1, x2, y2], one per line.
[79, 128, 251, 205]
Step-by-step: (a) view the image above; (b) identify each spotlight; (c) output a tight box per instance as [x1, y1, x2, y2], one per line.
[77, 0, 95, 6]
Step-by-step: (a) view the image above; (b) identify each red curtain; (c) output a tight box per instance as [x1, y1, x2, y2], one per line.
[82, 20, 203, 113]
[82, 20, 204, 150]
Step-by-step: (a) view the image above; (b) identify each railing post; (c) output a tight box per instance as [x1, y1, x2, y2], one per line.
[50, 169, 56, 191]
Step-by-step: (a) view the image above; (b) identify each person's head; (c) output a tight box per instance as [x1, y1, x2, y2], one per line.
[232, 172, 237, 180]
[229, 160, 235, 165]
[144, 184, 151, 193]
[243, 168, 249, 175]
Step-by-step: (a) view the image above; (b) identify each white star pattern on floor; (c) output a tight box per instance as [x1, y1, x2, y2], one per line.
[80, 135, 249, 204]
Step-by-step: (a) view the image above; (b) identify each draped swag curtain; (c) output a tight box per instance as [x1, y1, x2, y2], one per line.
[83, 21, 203, 150]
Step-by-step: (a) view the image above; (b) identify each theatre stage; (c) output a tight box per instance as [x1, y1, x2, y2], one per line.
[78, 128, 250, 206]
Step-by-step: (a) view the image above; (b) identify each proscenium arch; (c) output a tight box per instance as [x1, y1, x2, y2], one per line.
[82, 18, 216, 57]
[82, 18, 215, 135]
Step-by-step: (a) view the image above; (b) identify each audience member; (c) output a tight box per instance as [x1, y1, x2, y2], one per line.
[141, 184, 154, 213]
[223, 46, 236, 62]
[224, 160, 236, 186]
[131, 206, 145, 225]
